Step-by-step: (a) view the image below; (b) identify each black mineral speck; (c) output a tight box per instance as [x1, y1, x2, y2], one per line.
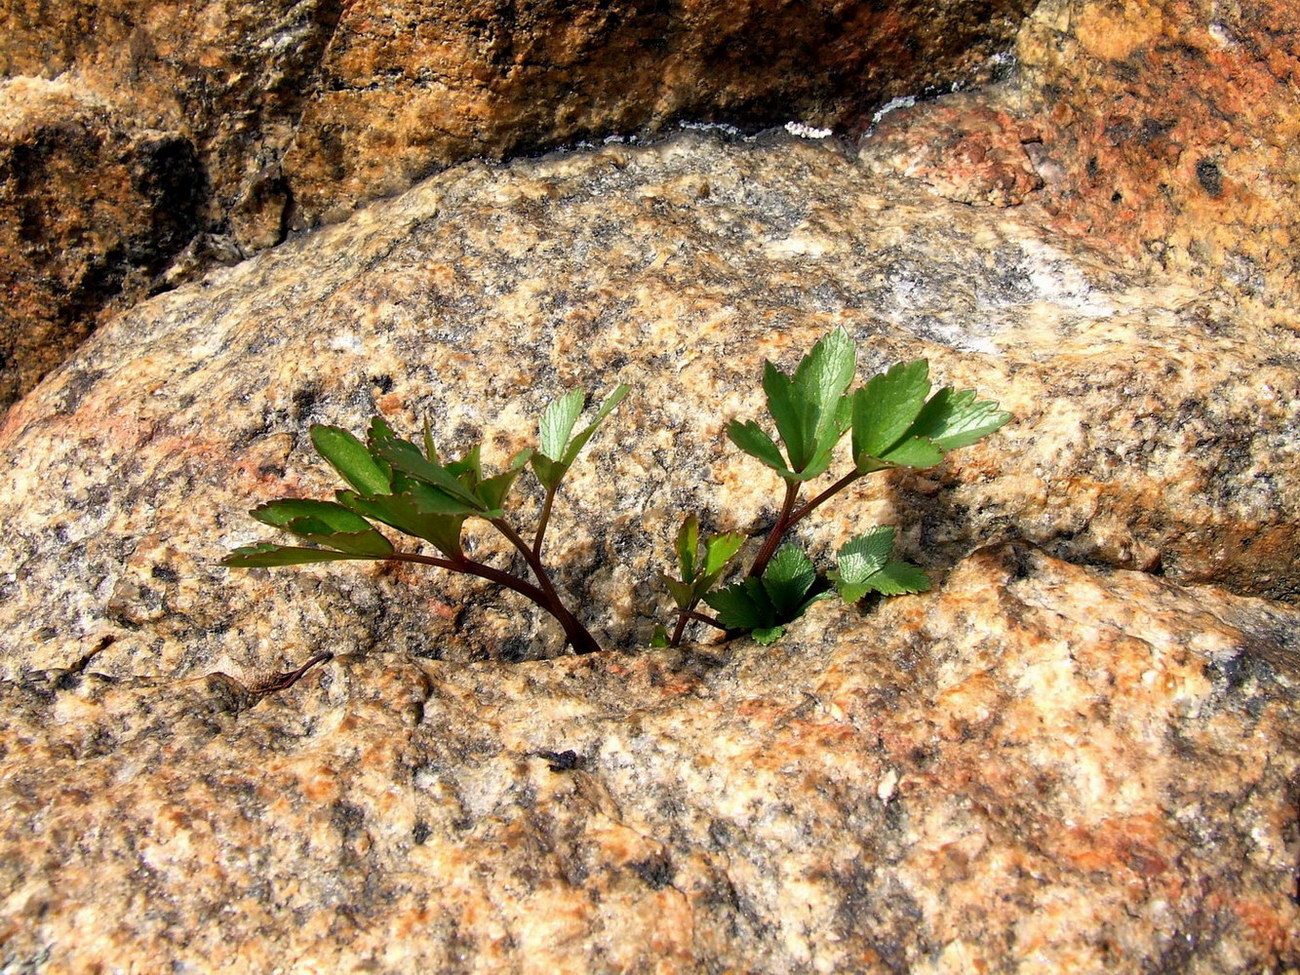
[629, 853, 674, 890]
[1196, 158, 1223, 198]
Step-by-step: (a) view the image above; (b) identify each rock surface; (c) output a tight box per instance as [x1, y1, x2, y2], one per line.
[861, 0, 1300, 309]
[0, 544, 1296, 972]
[0, 0, 1031, 407]
[0, 77, 204, 407]
[0, 130, 1295, 681]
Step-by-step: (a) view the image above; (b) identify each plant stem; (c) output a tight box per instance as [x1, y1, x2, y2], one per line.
[747, 479, 801, 578]
[531, 485, 558, 558]
[492, 517, 602, 655]
[386, 550, 602, 655]
[787, 469, 865, 527]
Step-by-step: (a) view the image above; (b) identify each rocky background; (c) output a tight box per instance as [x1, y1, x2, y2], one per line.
[0, 0, 1298, 971]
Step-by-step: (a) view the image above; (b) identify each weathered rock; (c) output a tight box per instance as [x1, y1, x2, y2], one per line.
[277, 0, 1034, 226]
[860, 0, 1300, 308]
[0, 0, 1034, 408]
[0, 544, 1295, 972]
[0, 131, 1295, 685]
[0, 77, 203, 408]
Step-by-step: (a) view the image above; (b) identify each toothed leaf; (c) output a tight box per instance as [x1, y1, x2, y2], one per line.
[907, 387, 1012, 451]
[880, 436, 945, 469]
[539, 389, 586, 461]
[559, 384, 630, 467]
[704, 579, 774, 632]
[867, 560, 931, 595]
[760, 544, 818, 619]
[727, 420, 793, 476]
[851, 359, 931, 460]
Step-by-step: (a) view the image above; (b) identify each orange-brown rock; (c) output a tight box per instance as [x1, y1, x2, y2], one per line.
[0, 0, 1033, 407]
[0, 78, 203, 407]
[860, 0, 1300, 309]
[0, 545, 1295, 971]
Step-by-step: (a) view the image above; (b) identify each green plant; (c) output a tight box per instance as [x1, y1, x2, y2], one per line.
[223, 387, 628, 655]
[223, 328, 1010, 653]
[660, 328, 1010, 645]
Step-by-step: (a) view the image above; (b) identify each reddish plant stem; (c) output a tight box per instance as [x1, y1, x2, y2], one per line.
[386, 549, 601, 655]
[492, 517, 602, 655]
[746, 479, 801, 578]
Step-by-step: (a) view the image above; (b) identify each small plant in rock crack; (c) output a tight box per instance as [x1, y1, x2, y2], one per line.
[222, 386, 629, 655]
[658, 327, 1011, 646]
[222, 328, 1009, 654]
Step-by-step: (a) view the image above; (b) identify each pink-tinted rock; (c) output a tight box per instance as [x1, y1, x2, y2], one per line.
[0, 544, 1295, 971]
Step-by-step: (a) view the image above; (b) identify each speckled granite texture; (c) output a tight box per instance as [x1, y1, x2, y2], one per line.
[0, 545, 1296, 972]
[0, 132, 1295, 683]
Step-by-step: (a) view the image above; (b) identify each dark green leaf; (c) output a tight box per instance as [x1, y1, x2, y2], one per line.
[676, 515, 700, 583]
[478, 448, 533, 511]
[250, 499, 376, 535]
[907, 387, 1012, 452]
[288, 527, 394, 557]
[727, 420, 793, 476]
[369, 427, 485, 509]
[851, 359, 931, 460]
[311, 425, 391, 496]
[880, 436, 945, 469]
[529, 452, 566, 492]
[762, 362, 807, 470]
[760, 544, 818, 618]
[336, 490, 468, 558]
[649, 625, 671, 648]
[791, 327, 856, 465]
[704, 579, 774, 632]
[863, 560, 931, 595]
[222, 543, 376, 567]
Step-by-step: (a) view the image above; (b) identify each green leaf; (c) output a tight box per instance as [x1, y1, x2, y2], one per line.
[248, 499, 393, 556]
[659, 574, 696, 610]
[908, 387, 1012, 451]
[369, 423, 485, 510]
[250, 499, 376, 535]
[311, 425, 391, 496]
[559, 384, 630, 467]
[702, 532, 746, 579]
[530, 384, 629, 491]
[222, 543, 377, 567]
[832, 528, 895, 583]
[762, 362, 807, 470]
[478, 448, 533, 511]
[704, 579, 773, 631]
[649, 625, 671, 648]
[676, 515, 700, 582]
[336, 490, 468, 558]
[539, 389, 586, 461]
[880, 436, 945, 469]
[760, 544, 818, 618]
[727, 420, 794, 476]
[829, 528, 931, 602]
[851, 360, 931, 460]
[863, 560, 931, 596]
[750, 626, 787, 645]
[790, 327, 856, 464]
